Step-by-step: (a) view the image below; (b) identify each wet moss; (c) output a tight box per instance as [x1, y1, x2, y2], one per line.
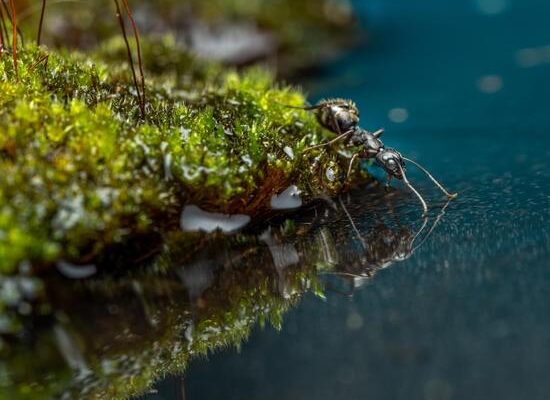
[0, 40, 367, 275]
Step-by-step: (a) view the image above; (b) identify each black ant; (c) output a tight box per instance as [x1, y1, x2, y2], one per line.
[293, 99, 457, 214]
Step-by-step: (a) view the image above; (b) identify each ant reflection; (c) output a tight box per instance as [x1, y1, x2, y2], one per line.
[316, 192, 452, 294]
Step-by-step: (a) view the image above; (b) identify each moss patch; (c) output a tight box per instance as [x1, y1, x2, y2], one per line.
[0, 38, 367, 275]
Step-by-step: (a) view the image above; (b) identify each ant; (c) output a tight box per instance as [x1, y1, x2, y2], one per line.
[292, 99, 457, 215]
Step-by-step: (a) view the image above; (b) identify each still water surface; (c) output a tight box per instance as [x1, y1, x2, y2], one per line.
[173, 0, 550, 399]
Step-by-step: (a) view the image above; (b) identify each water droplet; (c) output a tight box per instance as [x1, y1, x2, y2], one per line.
[270, 185, 303, 210]
[474, 0, 510, 15]
[180, 205, 250, 233]
[515, 48, 541, 68]
[326, 167, 337, 182]
[388, 108, 409, 123]
[56, 261, 97, 279]
[477, 75, 503, 94]
[180, 127, 190, 142]
[283, 146, 294, 160]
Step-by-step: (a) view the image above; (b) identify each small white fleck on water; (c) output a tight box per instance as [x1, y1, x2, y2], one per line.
[477, 75, 503, 94]
[346, 312, 364, 330]
[388, 108, 409, 123]
[474, 0, 510, 15]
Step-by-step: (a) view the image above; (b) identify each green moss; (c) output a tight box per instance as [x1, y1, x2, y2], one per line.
[0, 40, 368, 275]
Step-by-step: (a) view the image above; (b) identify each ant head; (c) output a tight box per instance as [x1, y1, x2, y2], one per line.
[376, 148, 405, 179]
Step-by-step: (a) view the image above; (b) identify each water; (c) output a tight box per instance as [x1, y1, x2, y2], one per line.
[177, 1, 550, 399]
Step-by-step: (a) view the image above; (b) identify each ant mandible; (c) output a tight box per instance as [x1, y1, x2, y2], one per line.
[293, 99, 457, 214]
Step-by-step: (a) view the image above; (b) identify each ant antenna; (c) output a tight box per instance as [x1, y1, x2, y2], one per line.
[403, 157, 457, 199]
[396, 162, 428, 215]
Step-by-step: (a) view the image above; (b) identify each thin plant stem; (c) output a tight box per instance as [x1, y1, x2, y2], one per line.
[0, 6, 9, 53]
[37, 0, 47, 45]
[8, 0, 17, 78]
[1, 0, 24, 46]
[0, 6, 5, 55]
[113, 0, 144, 119]
[29, 53, 49, 71]
[121, 0, 145, 116]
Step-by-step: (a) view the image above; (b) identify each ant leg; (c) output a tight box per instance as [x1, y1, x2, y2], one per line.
[346, 153, 359, 181]
[338, 196, 365, 248]
[303, 129, 354, 153]
[402, 157, 457, 199]
[385, 174, 393, 188]
[372, 128, 384, 138]
[411, 197, 452, 252]
[329, 110, 344, 136]
[397, 163, 428, 215]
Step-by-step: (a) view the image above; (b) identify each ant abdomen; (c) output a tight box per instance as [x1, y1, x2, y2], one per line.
[313, 98, 360, 134]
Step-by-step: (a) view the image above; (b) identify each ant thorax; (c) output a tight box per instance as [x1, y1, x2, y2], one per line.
[350, 129, 384, 157]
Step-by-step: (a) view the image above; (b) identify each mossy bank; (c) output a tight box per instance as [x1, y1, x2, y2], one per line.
[0, 37, 368, 275]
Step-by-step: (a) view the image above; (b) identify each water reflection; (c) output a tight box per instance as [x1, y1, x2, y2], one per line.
[325, 195, 450, 293]
[0, 184, 449, 399]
